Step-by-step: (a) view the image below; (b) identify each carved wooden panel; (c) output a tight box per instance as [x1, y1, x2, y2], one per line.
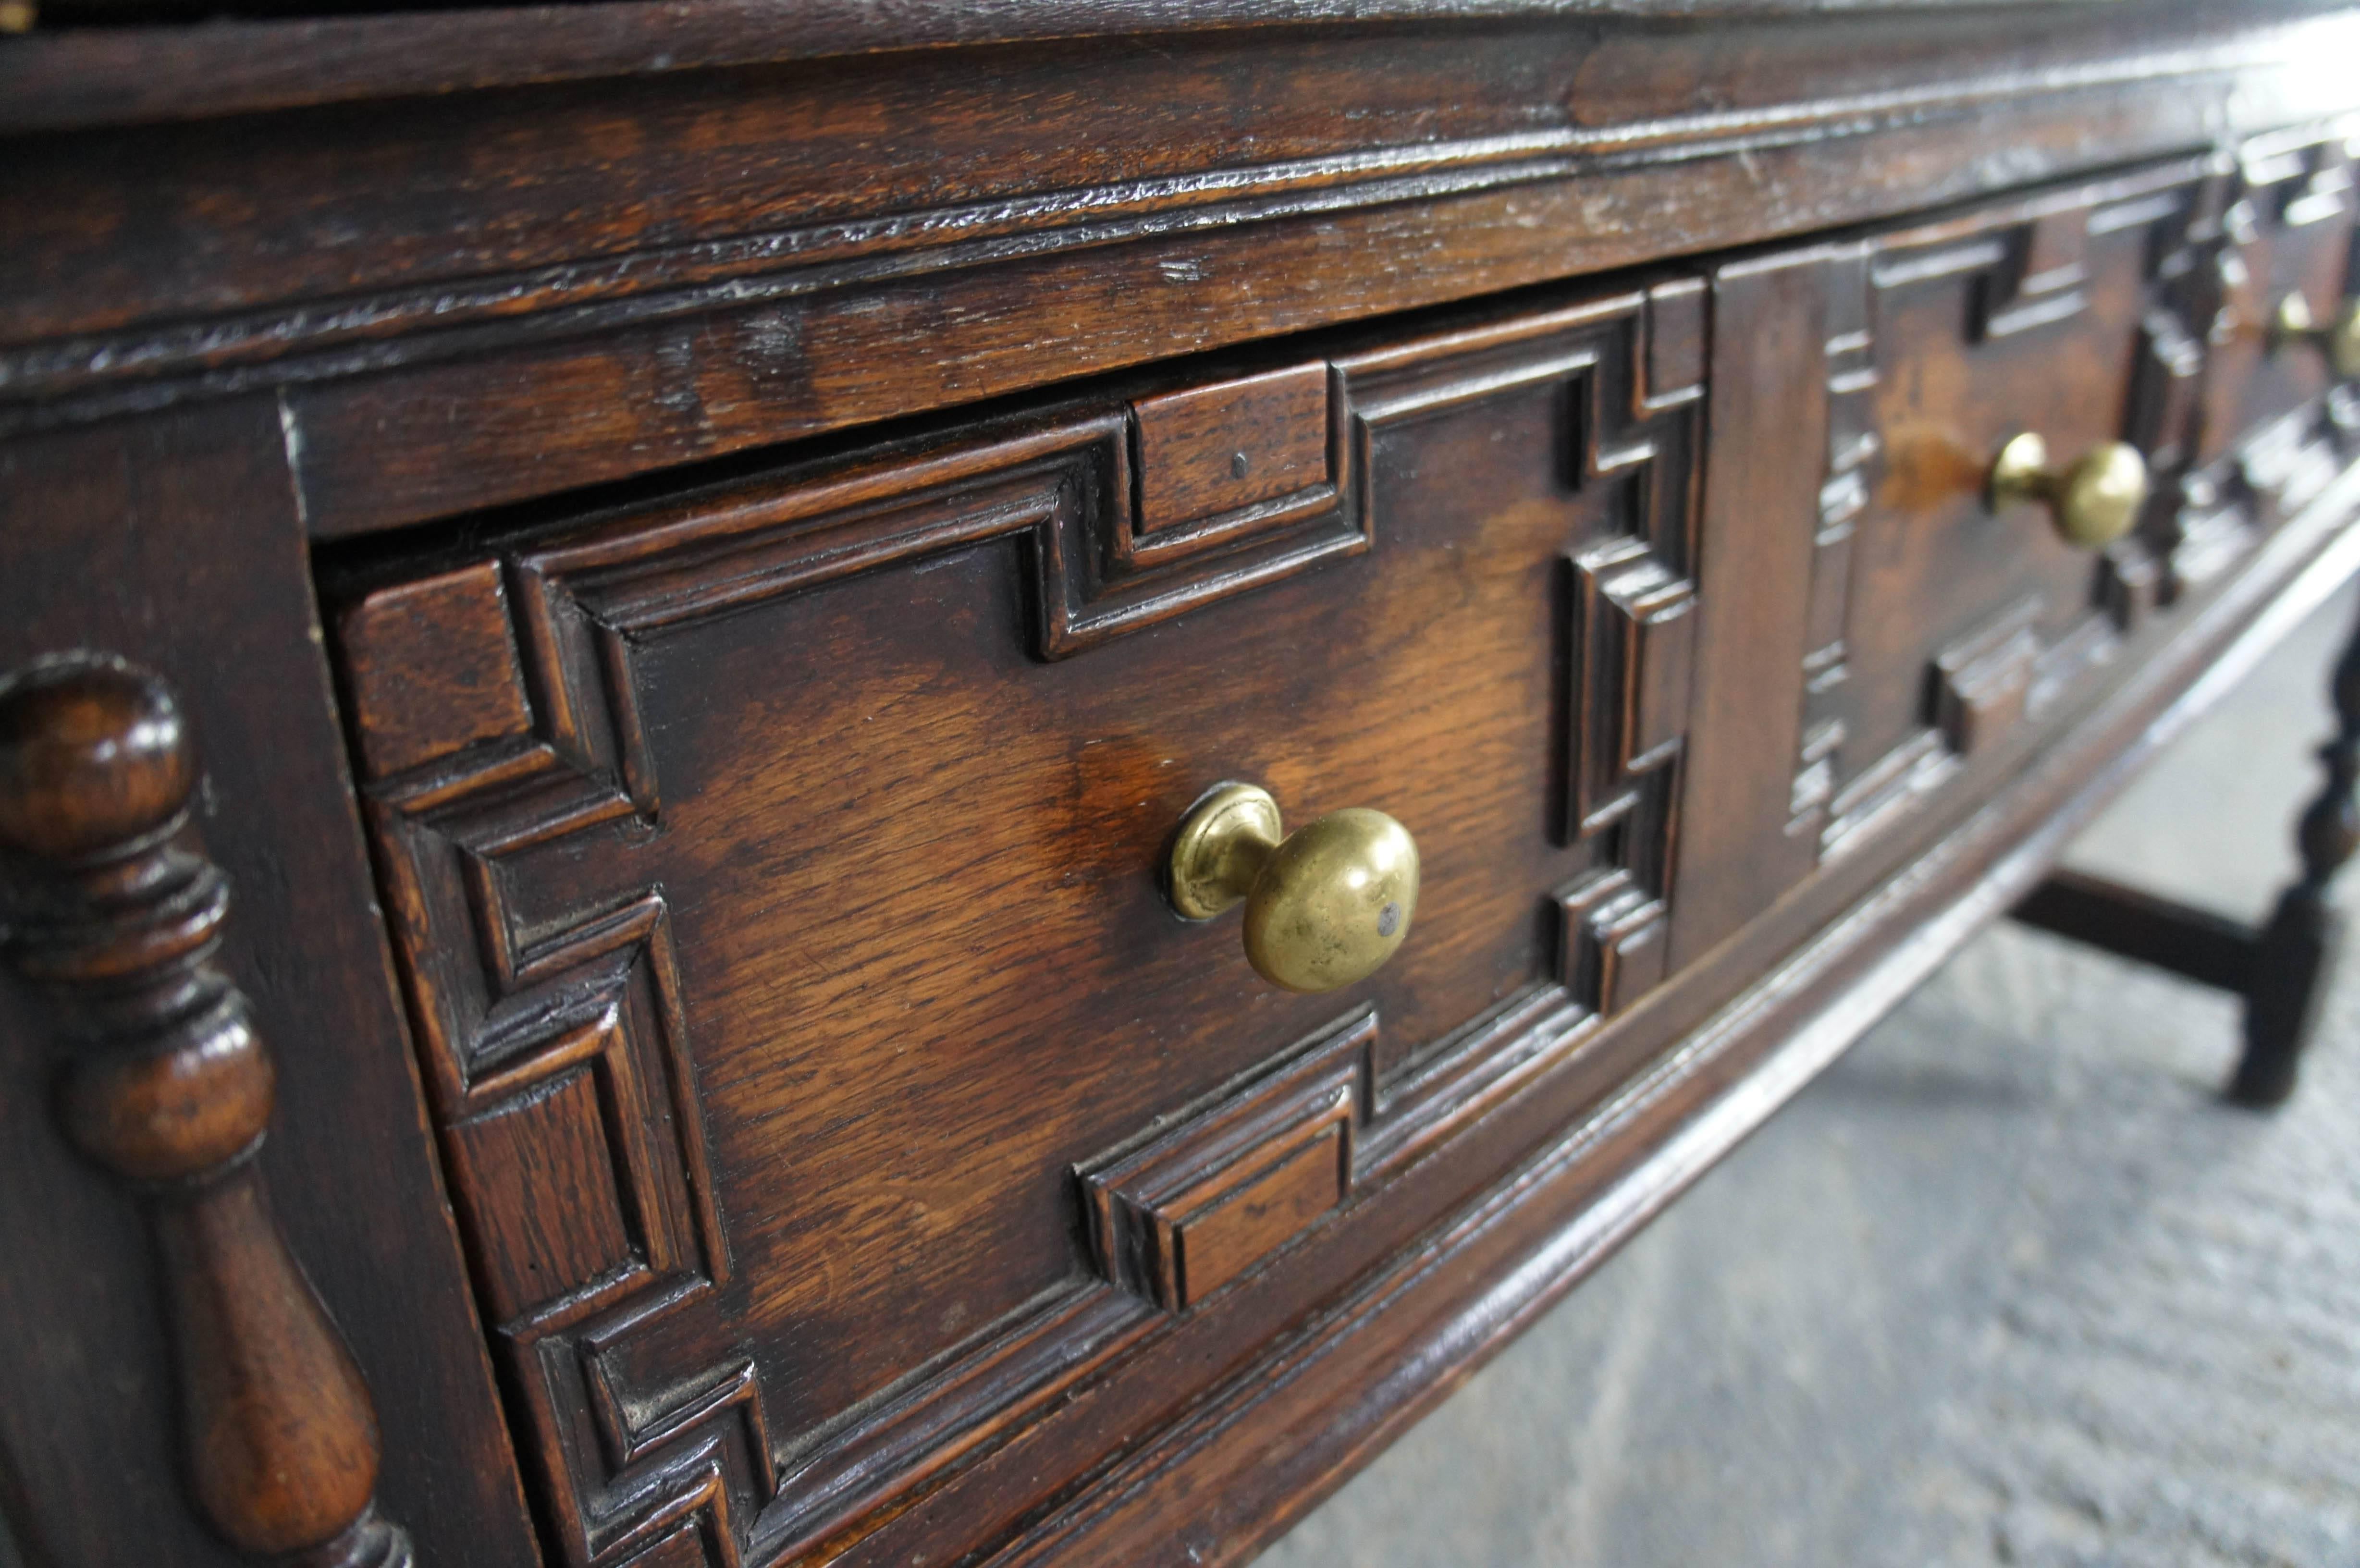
[1554, 278, 1704, 1022]
[328, 279, 1705, 1568]
[1679, 141, 2350, 983]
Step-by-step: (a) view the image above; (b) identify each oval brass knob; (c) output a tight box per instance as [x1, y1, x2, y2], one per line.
[1166, 781, 1419, 993]
[2270, 293, 2360, 381]
[1987, 432, 2149, 550]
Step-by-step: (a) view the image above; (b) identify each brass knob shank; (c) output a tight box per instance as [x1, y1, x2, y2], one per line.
[2271, 292, 2360, 381]
[1167, 782, 1419, 994]
[1987, 432, 2149, 550]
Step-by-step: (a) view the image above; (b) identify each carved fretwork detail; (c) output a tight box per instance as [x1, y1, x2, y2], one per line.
[342, 551, 756, 1564]
[337, 390, 1373, 1564]
[1129, 362, 1336, 539]
[2128, 307, 2207, 480]
[0, 654, 413, 1568]
[1308, 284, 1703, 1172]
[1932, 598, 2041, 755]
[332, 280, 1707, 1568]
[1975, 203, 2097, 340]
[503, 1277, 776, 1568]
[1568, 543, 1695, 836]
[1554, 868, 1668, 1020]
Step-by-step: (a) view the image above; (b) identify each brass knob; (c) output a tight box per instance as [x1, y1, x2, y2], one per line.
[2270, 293, 2360, 380]
[1987, 433, 2149, 550]
[1166, 782, 1419, 993]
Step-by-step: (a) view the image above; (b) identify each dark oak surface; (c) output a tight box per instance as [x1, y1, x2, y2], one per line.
[3, 5, 2357, 519]
[314, 143, 2354, 1567]
[3, 5, 2359, 1567]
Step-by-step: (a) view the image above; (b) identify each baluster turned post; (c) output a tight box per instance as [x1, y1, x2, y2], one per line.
[0, 652, 411, 1567]
[2233, 601, 2360, 1105]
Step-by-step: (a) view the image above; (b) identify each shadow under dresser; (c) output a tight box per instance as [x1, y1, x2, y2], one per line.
[3, 5, 2359, 1566]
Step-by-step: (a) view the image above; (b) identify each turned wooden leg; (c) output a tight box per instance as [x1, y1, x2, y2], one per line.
[0, 653, 413, 1567]
[2231, 601, 2360, 1105]
[2012, 598, 2360, 1107]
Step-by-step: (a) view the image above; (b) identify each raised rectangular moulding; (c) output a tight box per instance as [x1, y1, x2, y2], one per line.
[1132, 362, 1334, 536]
[1079, 1010, 1375, 1312]
[1933, 596, 2044, 756]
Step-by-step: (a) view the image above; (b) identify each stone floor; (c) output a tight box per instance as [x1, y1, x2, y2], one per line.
[1262, 586, 2360, 1568]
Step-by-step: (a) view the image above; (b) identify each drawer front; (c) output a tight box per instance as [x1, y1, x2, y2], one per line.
[328, 281, 1708, 1567]
[1676, 140, 2360, 970]
[2180, 131, 2360, 574]
[1794, 176, 2191, 863]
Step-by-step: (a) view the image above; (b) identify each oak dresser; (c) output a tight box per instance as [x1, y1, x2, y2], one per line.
[4, 4, 2360, 1565]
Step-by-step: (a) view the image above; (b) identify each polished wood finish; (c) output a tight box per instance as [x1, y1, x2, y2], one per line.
[1082, 1010, 1374, 1311]
[2, 7, 2356, 527]
[5, 6, 2360, 1567]
[981, 456, 2360, 1568]
[0, 655, 409, 1568]
[1134, 365, 1333, 537]
[1674, 146, 2358, 969]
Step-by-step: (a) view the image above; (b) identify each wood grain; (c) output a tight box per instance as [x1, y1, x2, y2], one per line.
[319, 132, 2359, 1563]
[16, 0, 2338, 137]
[4, 9, 2357, 529]
[1081, 1010, 1372, 1311]
[901, 378, 2360, 1568]
[337, 563, 537, 780]
[1663, 245, 1830, 971]
[1133, 364, 1331, 536]
[1670, 155, 2262, 973]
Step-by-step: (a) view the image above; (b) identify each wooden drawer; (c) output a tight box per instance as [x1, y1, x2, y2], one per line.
[326, 278, 1711, 1568]
[1794, 173, 2192, 863]
[2176, 130, 2360, 579]
[1676, 156, 2353, 965]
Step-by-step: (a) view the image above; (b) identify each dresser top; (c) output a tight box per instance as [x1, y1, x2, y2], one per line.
[0, 0, 2333, 134]
[6, 0, 2355, 542]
